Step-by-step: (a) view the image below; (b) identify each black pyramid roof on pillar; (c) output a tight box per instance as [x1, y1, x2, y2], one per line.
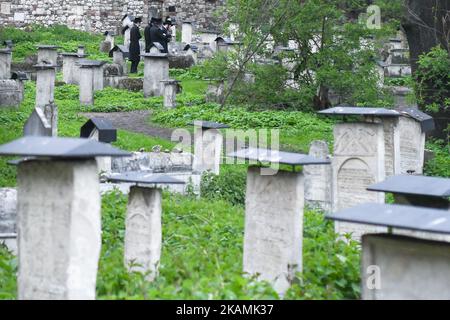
[189, 120, 229, 129]
[0, 137, 130, 158]
[318, 105, 400, 117]
[326, 203, 450, 234]
[107, 172, 185, 185]
[80, 117, 117, 143]
[227, 147, 331, 166]
[367, 175, 450, 198]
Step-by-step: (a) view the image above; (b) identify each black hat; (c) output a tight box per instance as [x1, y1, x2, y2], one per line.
[164, 17, 173, 26]
[134, 17, 142, 23]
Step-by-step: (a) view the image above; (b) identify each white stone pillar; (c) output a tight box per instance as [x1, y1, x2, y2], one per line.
[17, 159, 101, 300]
[113, 51, 127, 75]
[0, 188, 17, 254]
[193, 126, 223, 175]
[35, 65, 56, 109]
[79, 66, 94, 105]
[303, 140, 332, 212]
[161, 80, 179, 109]
[92, 66, 104, 91]
[181, 22, 193, 44]
[243, 167, 304, 296]
[332, 122, 387, 240]
[398, 116, 425, 174]
[124, 186, 162, 281]
[37, 45, 58, 66]
[61, 54, 78, 84]
[142, 53, 169, 97]
[0, 49, 12, 79]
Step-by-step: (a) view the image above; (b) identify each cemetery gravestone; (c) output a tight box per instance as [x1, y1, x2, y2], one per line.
[303, 140, 332, 211]
[0, 137, 130, 300]
[36, 45, 59, 67]
[327, 203, 450, 300]
[0, 188, 17, 254]
[160, 79, 180, 109]
[332, 122, 387, 240]
[0, 48, 12, 79]
[228, 148, 330, 295]
[191, 121, 229, 175]
[107, 173, 184, 281]
[142, 53, 169, 97]
[182, 21, 193, 44]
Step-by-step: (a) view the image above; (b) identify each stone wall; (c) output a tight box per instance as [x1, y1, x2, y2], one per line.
[0, 0, 225, 34]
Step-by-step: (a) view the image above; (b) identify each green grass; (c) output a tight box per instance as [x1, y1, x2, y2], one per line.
[0, 190, 360, 300]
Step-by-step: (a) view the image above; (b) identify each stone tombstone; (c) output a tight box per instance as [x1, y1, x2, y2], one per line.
[61, 54, 79, 84]
[193, 126, 224, 175]
[34, 64, 56, 109]
[243, 167, 304, 296]
[332, 122, 386, 240]
[37, 45, 59, 66]
[181, 22, 193, 44]
[0, 80, 22, 108]
[362, 234, 450, 300]
[142, 53, 169, 97]
[303, 140, 332, 211]
[0, 49, 12, 79]
[92, 65, 105, 91]
[23, 105, 58, 137]
[124, 186, 162, 281]
[112, 50, 127, 75]
[79, 66, 94, 105]
[398, 116, 425, 174]
[161, 80, 179, 109]
[378, 117, 400, 177]
[17, 159, 101, 299]
[0, 188, 17, 254]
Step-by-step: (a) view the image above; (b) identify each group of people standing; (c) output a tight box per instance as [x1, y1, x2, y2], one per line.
[128, 16, 174, 73]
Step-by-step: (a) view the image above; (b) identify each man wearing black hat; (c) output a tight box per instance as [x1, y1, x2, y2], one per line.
[149, 17, 171, 53]
[145, 17, 156, 53]
[129, 17, 142, 73]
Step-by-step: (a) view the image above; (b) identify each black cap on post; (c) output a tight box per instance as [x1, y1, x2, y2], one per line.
[80, 118, 117, 143]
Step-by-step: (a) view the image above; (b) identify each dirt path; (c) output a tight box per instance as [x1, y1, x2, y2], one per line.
[80, 110, 175, 141]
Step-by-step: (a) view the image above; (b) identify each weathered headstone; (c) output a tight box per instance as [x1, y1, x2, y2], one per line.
[0, 137, 130, 300]
[142, 53, 169, 97]
[36, 45, 59, 66]
[327, 203, 450, 300]
[61, 51, 87, 85]
[106, 173, 184, 281]
[332, 122, 386, 240]
[398, 116, 425, 174]
[160, 79, 180, 109]
[0, 80, 23, 108]
[192, 121, 229, 175]
[228, 148, 330, 296]
[109, 45, 129, 75]
[181, 21, 193, 44]
[303, 140, 332, 212]
[0, 188, 17, 254]
[79, 63, 95, 106]
[0, 48, 12, 79]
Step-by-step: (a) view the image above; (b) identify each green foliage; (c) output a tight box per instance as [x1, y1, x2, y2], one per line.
[200, 166, 247, 206]
[0, 25, 109, 61]
[414, 46, 450, 114]
[424, 140, 450, 178]
[0, 190, 361, 300]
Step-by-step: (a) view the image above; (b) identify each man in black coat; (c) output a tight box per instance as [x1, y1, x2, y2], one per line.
[129, 17, 142, 73]
[149, 18, 171, 53]
[144, 17, 156, 53]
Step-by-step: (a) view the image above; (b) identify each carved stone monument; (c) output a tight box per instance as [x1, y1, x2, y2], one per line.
[142, 53, 169, 97]
[228, 148, 330, 296]
[161, 79, 180, 109]
[182, 21, 193, 44]
[332, 122, 386, 240]
[0, 136, 130, 300]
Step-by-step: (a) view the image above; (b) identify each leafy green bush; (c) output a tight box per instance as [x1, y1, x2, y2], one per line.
[200, 166, 247, 206]
[424, 140, 450, 178]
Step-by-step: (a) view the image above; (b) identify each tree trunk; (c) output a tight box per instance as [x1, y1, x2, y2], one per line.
[401, 0, 450, 139]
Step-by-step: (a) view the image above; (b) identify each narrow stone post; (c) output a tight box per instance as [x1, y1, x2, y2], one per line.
[34, 63, 56, 109]
[112, 50, 127, 75]
[0, 48, 12, 79]
[36, 45, 59, 66]
[160, 79, 180, 109]
[61, 53, 78, 84]
[107, 173, 184, 281]
[77, 45, 85, 56]
[0, 188, 17, 254]
[181, 21, 193, 44]
[192, 121, 229, 175]
[228, 148, 330, 296]
[79, 64, 95, 106]
[142, 53, 169, 97]
[327, 203, 450, 300]
[0, 136, 130, 300]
